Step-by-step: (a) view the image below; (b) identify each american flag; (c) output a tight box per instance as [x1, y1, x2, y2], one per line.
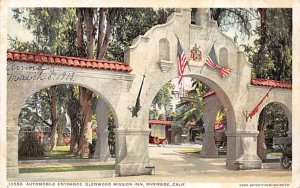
[205, 44, 232, 78]
[177, 37, 188, 90]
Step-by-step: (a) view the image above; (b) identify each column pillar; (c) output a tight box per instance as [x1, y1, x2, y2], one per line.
[7, 126, 20, 178]
[227, 131, 262, 170]
[94, 99, 111, 161]
[201, 95, 221, 158]
[201, 118, 218, 158]
[114, 128, 153, 176]
[287, 120, 292, 137]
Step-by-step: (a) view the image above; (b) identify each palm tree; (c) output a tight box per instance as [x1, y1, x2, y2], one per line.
[176, 79, 209, 127]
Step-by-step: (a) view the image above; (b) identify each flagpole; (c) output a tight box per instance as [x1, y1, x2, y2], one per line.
[201, 40, 217, 74]
[182, 77, 185, 97]
[130, 70, 147, 117]
[175, 34, 191, 72]
[187, 28, 192, 72]
[248, 87, 273, 119]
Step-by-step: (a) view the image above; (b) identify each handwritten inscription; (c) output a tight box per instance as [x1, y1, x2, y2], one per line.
[7, 64, 75, 82]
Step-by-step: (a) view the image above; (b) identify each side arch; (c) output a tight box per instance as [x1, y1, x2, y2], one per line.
[257, 101, 292, 135]
[9, 81, 120, 129]
[7, 82, 120, 177]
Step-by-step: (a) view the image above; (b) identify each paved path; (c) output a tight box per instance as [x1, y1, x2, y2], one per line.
[144, 144, 291, 183]
[10, 144, 291, 184]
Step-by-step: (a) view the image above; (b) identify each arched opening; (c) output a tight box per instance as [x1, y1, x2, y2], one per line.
[147, 76, 232, 174]
[257, 102, 291, 169]
[17, 84, 117, 174]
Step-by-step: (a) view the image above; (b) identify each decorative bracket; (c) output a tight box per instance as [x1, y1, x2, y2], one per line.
[158, 60, 174, 73]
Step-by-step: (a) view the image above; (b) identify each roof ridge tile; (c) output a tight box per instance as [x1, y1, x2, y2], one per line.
[7, 50, 132, 73]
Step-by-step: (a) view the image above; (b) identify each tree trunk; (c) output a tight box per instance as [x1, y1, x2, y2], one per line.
[76, 8, 95, 158]
[68, 86, 80, 154]
[257, 108, 267, 160]
[97, 9, 119, 59]
[70, 122, 79, 154]
[77, 87, 93, 158]
[76, 8, 85, 56]
[57, 110, 67, 146]
[83, 8, 95, 59]
[75, 7, 118, 157]
[255, 8, 267, 78]
[50, 86, 58, 151]
[57, 123, 64, 146]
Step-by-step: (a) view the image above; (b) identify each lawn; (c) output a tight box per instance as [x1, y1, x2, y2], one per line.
[20, 146, 83, 160]
[19, 146, 115, 174]
[19, 165, 114, 174]
[44, 146, 81, 159]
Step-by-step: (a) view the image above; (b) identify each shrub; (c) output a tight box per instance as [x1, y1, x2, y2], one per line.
[18, 131, 45, 159]
[89, 138, 97, 157]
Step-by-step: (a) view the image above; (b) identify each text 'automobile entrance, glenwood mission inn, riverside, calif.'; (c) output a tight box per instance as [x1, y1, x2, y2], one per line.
[6, 8, 291, 178]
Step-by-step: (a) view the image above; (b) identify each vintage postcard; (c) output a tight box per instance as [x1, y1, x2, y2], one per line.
[0, 0, 299, 188]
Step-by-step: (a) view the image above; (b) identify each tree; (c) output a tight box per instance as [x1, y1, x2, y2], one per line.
[152, 81, 174, 111]
[49, 86, 58, 150]
[239, 9, 292, 159]
[11, 8, 80, 152]
[176, 79, 209, 127]
[242, 9, 292, 81]
[210, 8, 257, 39]
[10, 7, 175, 158]
[108, 8, 175, 61]
[74, 8, 174, 157]
[66, 85, 82, 154]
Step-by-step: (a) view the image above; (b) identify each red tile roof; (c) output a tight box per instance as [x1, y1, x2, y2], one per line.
[251, 78, 292, 89]
[149, 119, 173, 125]
[203, 78, 291, 98]
[7, 50, 132, 72]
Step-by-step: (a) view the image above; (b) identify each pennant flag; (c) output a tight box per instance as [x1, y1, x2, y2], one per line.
[205, 44, 232, 78]
[249, 88, 273, 119]
[131, 74, 146, 117]
[177, 36, 189, 93]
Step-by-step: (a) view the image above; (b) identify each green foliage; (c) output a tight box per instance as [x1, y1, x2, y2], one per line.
[20, 165, 114, 174]
[261, 103, 289, 138]
[10, 8, 174, 61]
[152, 81, 174, 110]
[149, 109, 159, 120]
[210, 8, 292, 81]
[210, 8, 257, 39]
[18, 89, 52, 130]
[108, 8, 175, 61]
[215, 107, 227, 126]
[176, 79, 208, 126]
[242, 9, 292, 81]
[18, 130, 45, 159]
[10, 8, 78, 55]
[89, 130, 98, 156]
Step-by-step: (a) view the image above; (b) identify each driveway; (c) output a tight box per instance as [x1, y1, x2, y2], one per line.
[145, 143, 292, 183]
[9, 143, 291, 184]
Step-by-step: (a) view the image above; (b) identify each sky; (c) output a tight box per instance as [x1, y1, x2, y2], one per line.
[8, 9, 34, 47]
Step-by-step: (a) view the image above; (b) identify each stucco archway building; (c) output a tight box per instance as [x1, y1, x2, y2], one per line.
[7, 9, 291, 178]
